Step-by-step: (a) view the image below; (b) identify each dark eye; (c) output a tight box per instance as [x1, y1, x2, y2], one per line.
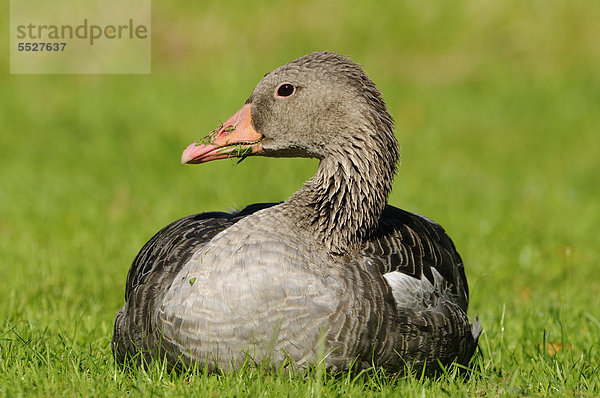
[275, 83, 295, 97]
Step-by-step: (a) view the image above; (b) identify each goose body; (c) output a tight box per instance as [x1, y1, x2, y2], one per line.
[112, 51, 480, 373]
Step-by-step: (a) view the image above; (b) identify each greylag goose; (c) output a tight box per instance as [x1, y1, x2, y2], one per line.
[112, 51, 480, 374]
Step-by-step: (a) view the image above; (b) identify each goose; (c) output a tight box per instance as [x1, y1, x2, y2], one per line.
[112, 51, 480, 374]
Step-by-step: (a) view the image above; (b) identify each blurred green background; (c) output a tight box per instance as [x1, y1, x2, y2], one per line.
[1, 0, 599, 395]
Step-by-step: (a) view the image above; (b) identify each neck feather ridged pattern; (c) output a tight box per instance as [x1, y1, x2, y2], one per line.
[285, 91, 398, 255]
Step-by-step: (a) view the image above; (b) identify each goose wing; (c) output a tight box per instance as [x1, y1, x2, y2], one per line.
[361, 205, 469, 311]
[124, 203, 277, 301]
[113, 203, 277, 364]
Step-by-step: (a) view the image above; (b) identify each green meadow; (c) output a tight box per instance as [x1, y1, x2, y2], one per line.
[1, 0, 599, 396]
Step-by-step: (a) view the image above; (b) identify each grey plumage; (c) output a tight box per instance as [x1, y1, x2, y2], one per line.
[112, 51, 480, 374]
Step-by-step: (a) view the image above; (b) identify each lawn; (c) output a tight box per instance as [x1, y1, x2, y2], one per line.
[1, 0, 599, 396]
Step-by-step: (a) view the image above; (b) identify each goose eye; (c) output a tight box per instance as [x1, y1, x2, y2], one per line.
[275, 83, 295, 98]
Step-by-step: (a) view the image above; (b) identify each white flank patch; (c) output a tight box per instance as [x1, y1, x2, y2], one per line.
[383, 268, 449, 310]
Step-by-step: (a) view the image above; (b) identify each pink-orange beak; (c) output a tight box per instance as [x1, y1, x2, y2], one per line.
[181, 103, 263, 164]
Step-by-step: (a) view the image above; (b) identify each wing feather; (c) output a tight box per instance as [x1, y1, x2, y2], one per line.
[361, 205, 469, 311]
[124, 202, 278, 301]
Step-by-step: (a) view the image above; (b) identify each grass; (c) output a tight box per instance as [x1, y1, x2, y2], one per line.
[1, 0, 599, 396]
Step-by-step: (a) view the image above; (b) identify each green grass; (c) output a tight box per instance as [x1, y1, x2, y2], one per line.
[1, 0, 599, 396]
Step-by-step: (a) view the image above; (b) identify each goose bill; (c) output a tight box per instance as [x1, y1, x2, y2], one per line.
[181, 103, 263, 164]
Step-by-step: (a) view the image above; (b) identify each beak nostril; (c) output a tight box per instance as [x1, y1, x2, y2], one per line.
[221, 124, 237, 136]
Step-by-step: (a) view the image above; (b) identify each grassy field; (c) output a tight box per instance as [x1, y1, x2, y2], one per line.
[1, 0, 599, 396]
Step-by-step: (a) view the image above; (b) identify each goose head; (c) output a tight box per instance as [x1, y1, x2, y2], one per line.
[181, 52, 399, 253]
[181, 51, 398, 167]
